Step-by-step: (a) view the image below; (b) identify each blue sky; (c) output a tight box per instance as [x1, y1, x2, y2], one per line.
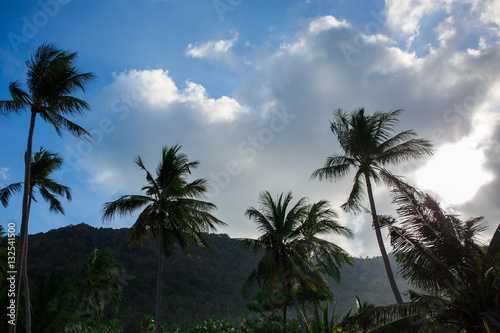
[1, 0, 499, 257]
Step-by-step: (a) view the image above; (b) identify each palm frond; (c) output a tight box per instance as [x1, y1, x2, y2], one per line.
[38, 186, 65, 214]
[39, 110, 90, 138]
[341, 168, 365, 213]
[0, 81, 30, 116]
[0, 182, 23, 207]
[101, 195, 152, 222]
[311, 154, 356, 181]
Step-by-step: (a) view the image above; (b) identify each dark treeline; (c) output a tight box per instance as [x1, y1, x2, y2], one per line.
[9, 223, 409, 332]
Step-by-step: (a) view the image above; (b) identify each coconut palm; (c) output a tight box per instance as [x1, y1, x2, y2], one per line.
[0, 43, 94, 332]
[384, 175, 500, 331]
[1, 147, 71, 332]
[77, 248, 124, 323]
[101, 144, 225, 333]
[311, 108, 433, 304]
[339, 175, 500, 332]
[237, 191, 353, 333]
[0, 147, 71, 212]
[30, 268, 80, 333]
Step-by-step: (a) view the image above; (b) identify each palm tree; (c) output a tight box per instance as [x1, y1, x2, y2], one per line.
[0, 43, 94, 332]
[77, 248, 124, 323]
[1, 147, 71, 332]
[0, 147, 71, 212]
[311, 108, 433, 304]
[101, 144, 225, 333]
[339, 175, 500, 332]
[30, 268, 80, 333]
[237, 191, 353, 333]
[384, 175, 500, 332]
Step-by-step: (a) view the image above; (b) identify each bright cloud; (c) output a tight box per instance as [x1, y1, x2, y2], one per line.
[416, 109, 498, 205]
[0, 167, 9, 181]
[185, 32, 240, 68]
[104, 69, 248, 123]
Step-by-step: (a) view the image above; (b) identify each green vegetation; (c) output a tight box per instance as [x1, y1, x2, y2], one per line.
[236, 191, 353, 333]
[337, 175, 500, 332]
[1, 224, 412, 332]
[1, 43, 498, 333]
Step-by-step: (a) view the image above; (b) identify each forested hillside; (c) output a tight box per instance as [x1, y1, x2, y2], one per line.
[23, 223, 410, 332]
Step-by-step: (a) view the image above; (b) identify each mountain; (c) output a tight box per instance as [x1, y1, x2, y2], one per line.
[21, 223, 411, 332]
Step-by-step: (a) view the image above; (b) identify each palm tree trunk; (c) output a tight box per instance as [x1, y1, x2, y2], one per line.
[9, 111, 36, 333]
[314, 301, 320, 323]
[364, 173, 403, 304]
[283, 306, 287, 333]
[23, 235, 31, 333]
[287, 282, 306, 333]
[24, 190, 33, 333]
[155, 230, 164, 333]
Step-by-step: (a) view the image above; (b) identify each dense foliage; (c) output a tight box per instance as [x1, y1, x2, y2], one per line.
[1, 223, 411, 332]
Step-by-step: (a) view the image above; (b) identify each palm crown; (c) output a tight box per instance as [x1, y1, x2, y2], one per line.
[0, 147, 71, 214]
[238, 191, 353, 333]
[311, 107, 433, 212]
[0, 43, 95, 135]
[102, 144, 225, 255]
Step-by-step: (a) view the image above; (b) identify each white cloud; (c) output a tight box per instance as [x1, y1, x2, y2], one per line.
[185, 32, 240, 68]
[235, 12, 500, 254]
[104, 69, 248, 122]
[385, 0, 444, 36]
[0, 167, 9, 181]
[66, 9, 500, 257]
[385, 0, 500, 49]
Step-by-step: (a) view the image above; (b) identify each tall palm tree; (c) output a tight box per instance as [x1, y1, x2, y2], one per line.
[237, 191, 353, 333]
[101, 145, 225, 333]
[0, 43, 94, 332]
[311, 108, 433, 304]
[1, 147, 71, 332]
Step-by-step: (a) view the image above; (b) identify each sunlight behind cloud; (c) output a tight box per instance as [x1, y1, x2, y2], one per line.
[415, 139, 493, 204]
[415, 111, 496, 205]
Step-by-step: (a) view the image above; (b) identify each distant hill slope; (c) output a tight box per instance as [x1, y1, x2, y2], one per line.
[23, 223, 412, 332]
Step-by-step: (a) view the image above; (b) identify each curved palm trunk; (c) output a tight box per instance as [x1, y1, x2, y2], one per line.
[156, 231, 164, 333]
[9, 111, 36, 333]
[364, 173, 403, 304]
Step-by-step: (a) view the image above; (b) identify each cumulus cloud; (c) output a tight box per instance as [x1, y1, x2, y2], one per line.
[235, 8, 500, 251]
[185, 32, 240, 69]
[104, 69, 248, 122]
[66, 3, 500, 255]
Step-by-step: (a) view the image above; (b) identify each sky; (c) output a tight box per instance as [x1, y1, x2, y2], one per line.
[1, 0, 499, 257]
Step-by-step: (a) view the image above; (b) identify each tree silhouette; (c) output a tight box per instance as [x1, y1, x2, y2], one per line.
[102, 145, 225, 333]
[311, 108, 432, 303]
[238, 191, 352, 333]
[1, 147, 71, 332]
[0, 43, 94, 333]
